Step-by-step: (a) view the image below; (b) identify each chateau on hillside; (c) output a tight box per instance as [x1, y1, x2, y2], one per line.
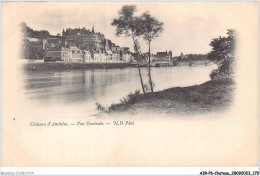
[21, 23, 174, 64]
[60, 26, 105, 51]
[22, 23, 133, 63]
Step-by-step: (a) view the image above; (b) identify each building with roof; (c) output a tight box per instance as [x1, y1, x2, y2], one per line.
[120, 47, 133, 62]
[44, 47, 71, 62]
[157, 50, 172, 61]
[69, 46, 83, 62]
[61, 47, 72, 62]
[83, 50, 93, 63]
[45, 46, 83, 63]
[94, 52, 107, 62]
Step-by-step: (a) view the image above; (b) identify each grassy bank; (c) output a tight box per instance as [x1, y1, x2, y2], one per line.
[23, 62, 133, 71]
[102, 77, 234, 115]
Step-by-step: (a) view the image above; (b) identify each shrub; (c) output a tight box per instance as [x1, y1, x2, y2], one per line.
[96, 102, 106, 112]
[210, 69, 219, 79]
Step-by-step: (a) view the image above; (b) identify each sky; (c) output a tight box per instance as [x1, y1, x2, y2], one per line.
[22, 2, 239, 56]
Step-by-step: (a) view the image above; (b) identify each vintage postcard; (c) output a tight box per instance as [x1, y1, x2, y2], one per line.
[1, 1, 258, 167]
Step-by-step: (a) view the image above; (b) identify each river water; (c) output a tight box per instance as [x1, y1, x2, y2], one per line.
[19, 65, 216, 116]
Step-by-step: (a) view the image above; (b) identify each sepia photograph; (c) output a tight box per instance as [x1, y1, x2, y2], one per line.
[19, 3, 235, 116]
[1, 1, 258, 171]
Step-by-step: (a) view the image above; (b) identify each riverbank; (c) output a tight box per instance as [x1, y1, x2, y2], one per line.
[23, 62, 133, 71]
[177, 60, 214, 66]
[23, 60, 211, 71]
[103, 77, 234, 115]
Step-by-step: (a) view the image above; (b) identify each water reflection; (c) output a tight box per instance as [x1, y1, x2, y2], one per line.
[20, 65, 216, 106]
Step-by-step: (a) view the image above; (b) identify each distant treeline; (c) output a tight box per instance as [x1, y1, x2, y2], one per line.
[173, 53, 208, 61]
[21, 23, 48, 59]
[22, 39, 45, 60]
[21, 22, 50, 38]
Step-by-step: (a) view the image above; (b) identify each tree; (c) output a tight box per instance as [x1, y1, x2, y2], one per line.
[139, 12, 163, 92]
[112, 5, 146, 94]
[208, 29, 236, 78]
[23, 39, 45, 59]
